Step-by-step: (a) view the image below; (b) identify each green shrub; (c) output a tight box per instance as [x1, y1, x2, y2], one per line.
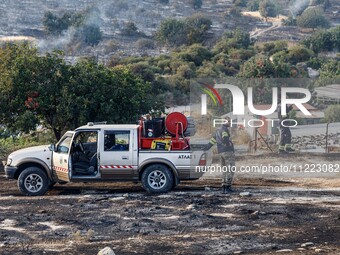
[228, 48, 255, 60]
[262, 40, 288, 55]
[247, 0, 260, 11]
[185, 14, 212, 45]
[214, 29, 251, 53]
[190, 0, 203, 9]
[121, 21, 139, 36]
[156, 14, 211, 46]
[324, 105, 340, 123]
[136, 39, 155, 50]
[297, 7, 330, 29]
[272, 50, 288, 64]
[282, 16, 297, 26]
[229, 7, 242, 17]
[259, 0, 277, 20]
[320, 60, 340, 78]
[79, 24, 102, 46]
[0, 131, 54, 158]
[238, 55, 275, 78]
[156, 19, 187, 46]
[233, 0, 247, 7]
[286, 45, 314, 64]
[177, 44, 213, 66]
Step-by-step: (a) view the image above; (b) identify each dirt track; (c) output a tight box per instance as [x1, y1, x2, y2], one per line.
[0, 154, 340, 255]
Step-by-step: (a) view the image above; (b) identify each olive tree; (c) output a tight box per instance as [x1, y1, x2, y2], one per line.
[297, 7, 330, 29]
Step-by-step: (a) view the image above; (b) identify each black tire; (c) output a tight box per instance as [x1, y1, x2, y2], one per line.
[141, 164, 174, 193]
[17, 167, 49, 196]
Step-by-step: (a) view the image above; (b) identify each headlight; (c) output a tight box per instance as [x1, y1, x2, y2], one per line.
[7, 158, 12, 166]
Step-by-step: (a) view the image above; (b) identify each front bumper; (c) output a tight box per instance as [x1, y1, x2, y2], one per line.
[4, 165, 18, 179]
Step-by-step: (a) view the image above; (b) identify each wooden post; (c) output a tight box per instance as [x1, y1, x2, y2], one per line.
[326, 122, 330, 153]
[254, 127, 258, 152]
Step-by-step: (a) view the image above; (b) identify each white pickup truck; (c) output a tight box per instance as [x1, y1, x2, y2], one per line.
[3, 123, 206, 196]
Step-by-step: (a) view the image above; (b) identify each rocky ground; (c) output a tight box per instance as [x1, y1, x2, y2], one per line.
[0, 153, 339, 255]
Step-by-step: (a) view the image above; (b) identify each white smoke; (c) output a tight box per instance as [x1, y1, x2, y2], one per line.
[289, 0, 309, 18]
[37, 27, 76, 51]
[36, 4, 106, 52]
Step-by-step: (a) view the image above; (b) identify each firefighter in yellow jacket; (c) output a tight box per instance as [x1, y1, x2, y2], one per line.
[204, 120, 235, 193]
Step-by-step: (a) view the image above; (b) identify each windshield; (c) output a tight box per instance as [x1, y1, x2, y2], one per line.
[56, 132, 74, 154]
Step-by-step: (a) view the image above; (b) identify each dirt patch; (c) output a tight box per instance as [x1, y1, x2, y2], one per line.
[242, 11, 288, 22]
[0, 154, 339, 254]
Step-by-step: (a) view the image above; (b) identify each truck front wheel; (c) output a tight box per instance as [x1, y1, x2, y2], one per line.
[18, 167, 49, 196]
[141, 164, 174, 193]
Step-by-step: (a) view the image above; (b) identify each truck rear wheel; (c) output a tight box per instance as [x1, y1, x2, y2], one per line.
[18, 167, 49, 196]
[141, 164, 174, 193]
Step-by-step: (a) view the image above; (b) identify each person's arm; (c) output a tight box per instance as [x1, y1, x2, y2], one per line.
[221, 130, 230, 144]
[204, 133, 217, 151]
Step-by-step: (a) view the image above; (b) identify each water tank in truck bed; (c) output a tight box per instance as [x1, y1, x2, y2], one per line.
[142, 118, 165, 138]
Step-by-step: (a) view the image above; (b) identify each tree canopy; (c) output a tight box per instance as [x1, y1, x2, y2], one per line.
[0, 44, 162, 140]
[156, 14, 212, 47]
[324, 105, 340, 123]
[302, 26, 340, 53]
[238, 55, 291, 78]
[259, 0, 277, 21]
[319, 60, 340, 78]
[297, 7, 330, 29]
[42, 9, 103, 46]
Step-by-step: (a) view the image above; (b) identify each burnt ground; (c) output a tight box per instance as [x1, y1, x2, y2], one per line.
[0, 154, 340, 255]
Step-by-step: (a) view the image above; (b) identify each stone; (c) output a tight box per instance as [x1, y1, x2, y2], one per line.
[239, 192, 251, 197]
[276, 249, 293, 253]
[98, 247, 115, 255]
[157, 194, 173, 198]
[249, 211, 259, 219]
[186, 204, 196, 210]
[301, 242, 314, 247]
[315, 248, 324, 253]
[109, 197, 126, 201]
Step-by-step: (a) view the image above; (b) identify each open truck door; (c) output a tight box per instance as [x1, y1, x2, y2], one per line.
[51, 131, 75, 182]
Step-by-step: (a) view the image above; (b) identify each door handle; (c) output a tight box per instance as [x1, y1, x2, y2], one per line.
[122, 156, 129, 160]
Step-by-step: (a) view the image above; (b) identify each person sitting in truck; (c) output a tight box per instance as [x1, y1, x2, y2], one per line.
[104, 134, 116, 151]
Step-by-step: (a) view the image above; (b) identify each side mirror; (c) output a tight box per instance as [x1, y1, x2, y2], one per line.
[49, 144, 57, 152]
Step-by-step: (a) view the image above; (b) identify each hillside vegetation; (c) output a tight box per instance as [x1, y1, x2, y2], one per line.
[0, 0, 339, 142]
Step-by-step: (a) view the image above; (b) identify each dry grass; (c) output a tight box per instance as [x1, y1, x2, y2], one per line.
[71, 229, 95, 243]
[241, 11, 288, 22]
[232, 129, 251, 145]
[0, 36, 36, 42]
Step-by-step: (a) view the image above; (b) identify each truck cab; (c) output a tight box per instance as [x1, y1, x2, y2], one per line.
[51, 125, 139, 182]
[3, 123, 206, 196]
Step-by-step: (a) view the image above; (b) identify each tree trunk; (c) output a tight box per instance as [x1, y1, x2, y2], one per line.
[53, 128, 62, 141]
